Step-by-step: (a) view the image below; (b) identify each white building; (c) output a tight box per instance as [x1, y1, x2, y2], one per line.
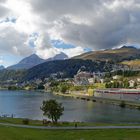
[129, 80, 135, 88]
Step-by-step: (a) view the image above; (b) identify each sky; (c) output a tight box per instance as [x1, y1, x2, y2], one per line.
[0, 0, 140, 67]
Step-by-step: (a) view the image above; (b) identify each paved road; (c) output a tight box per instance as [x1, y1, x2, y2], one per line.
[0, 123, 140, 130]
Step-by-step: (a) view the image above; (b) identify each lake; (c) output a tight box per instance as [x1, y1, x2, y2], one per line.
[0, 90, 140, 123]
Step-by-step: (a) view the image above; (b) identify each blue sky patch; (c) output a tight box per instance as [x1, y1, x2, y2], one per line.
[51, 40, 76, 49]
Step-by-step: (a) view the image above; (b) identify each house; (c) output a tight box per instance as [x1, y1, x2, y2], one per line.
[137, 78, 140, 83]
[35, 79, 42, 85]
[93, 72, 105, 83]
[44, 82, 51, 90]
[129, 80, 135, 88]
[112, 75, 122, 80]
[112, 64, 128, 72]
[74, 71, 91, 85]
[88, 78, 94, 85]
[74, 66, 105, 85]
[74, 66, 92, 85]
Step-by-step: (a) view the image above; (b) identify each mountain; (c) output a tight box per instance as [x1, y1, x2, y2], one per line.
[23, 59, 108, 81]
[47, 52, 68, 61]
[74, 46, 140, 62]
[7, 54, 45, 70]
[7, 52, 68, 70]
[0, 65, 5, 70]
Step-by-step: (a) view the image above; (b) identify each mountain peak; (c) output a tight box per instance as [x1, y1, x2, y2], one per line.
[121, 45, 137, 50]
[19, 54, 43, 64]
[47, 52, 68, 61]
[53, 52, 68, 60]
[29, 54, 38, 58]
[7, 54, 45, 70]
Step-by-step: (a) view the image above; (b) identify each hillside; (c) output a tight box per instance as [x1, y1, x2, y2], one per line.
[0, 69, 26, 82]
[23, 59, 109, 81]
[74, 46, 140, 62]
[121, 60, 140, 68]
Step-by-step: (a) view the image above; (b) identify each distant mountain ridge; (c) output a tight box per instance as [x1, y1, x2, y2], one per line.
[0, 65, 5, 70]
[7, 54, 45, 70]
[47, 52, 68, 61]
[74, 46, 140, 62]
[7, 52, 68, 70]
[2, 46, 140, 82]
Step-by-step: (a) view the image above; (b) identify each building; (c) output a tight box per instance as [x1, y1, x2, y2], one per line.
[129, 80, 135, 88]
[112, 75, 122, 80]
[112, 64, 130, 72]
[74, 71, 91, 85]
[94, 89, 140, 102]
[74, 66, 92, 85]
[74, 66, 105, 85]
[93, 72, 105, 83]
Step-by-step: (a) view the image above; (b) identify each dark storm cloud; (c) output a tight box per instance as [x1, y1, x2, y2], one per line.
[29, 0, 140, 49]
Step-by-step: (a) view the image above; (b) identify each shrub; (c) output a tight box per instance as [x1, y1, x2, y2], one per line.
[119, 101, 126, 108]
[137, 106, 140, 110]
[22, 119, 29, 125]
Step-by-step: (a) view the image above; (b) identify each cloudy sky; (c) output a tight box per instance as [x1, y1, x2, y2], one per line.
[0, 0, 140, 67]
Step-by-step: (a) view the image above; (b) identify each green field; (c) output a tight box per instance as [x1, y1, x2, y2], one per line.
[0, 125, 139, 140]
[0, 118, 140, 140]
[1, 118, 140, 127]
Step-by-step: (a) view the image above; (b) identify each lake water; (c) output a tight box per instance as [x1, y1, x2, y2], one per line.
[0, 90, 140, 123]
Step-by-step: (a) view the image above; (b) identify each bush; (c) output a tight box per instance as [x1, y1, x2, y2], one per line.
[137, 106, 140, 110]
[22, 119, 29, 125]
[60, 84, 69, 94]
[119, 101, 126, 108]
[8, 86, 17, 90]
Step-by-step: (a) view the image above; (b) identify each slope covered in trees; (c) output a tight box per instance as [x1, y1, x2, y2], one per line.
[23, 59, 109, 81]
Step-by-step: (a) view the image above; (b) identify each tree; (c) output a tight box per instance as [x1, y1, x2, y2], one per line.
[134, 81, 137, 88]
[40, 99, 64, 123]
[37, 83, 45, 90]
[60, 84, 69, 94]
[123, 80, 129, 88]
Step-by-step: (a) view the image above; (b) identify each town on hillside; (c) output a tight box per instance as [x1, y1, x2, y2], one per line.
[0, 62, 140, 103]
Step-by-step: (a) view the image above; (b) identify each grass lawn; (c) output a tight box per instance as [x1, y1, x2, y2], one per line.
[0, 125, 140, 140]
[0, 118, 140, 127]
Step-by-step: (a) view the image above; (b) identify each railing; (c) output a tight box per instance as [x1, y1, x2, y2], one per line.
[0, 114, 15, 118]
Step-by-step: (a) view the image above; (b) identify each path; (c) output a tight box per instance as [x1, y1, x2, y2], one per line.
[0, 123, 140, 130]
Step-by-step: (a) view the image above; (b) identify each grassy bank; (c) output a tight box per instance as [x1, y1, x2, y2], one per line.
[0, 125, 140, 140]
[0, 118, 140, 127]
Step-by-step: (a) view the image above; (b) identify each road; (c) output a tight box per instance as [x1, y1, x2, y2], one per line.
[0, 123, 140, 130]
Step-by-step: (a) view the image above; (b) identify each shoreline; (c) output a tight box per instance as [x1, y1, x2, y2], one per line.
[52, 91, 140, 109]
